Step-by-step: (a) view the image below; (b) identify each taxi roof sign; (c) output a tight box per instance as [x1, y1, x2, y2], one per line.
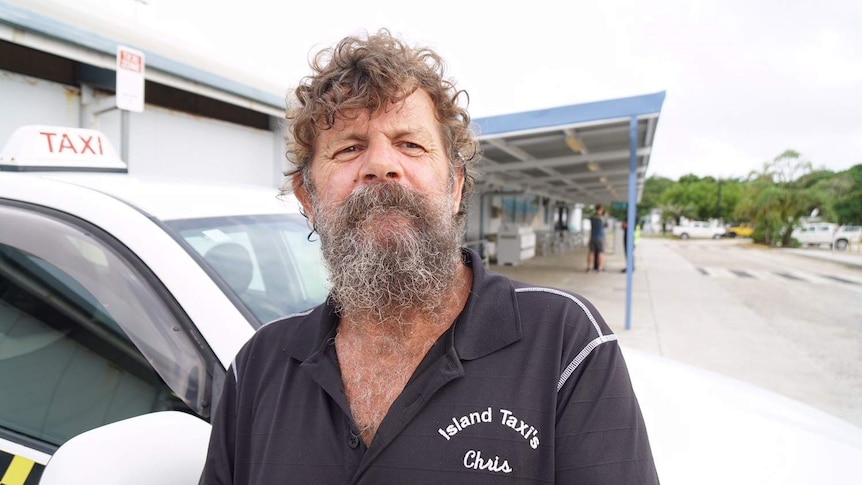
[0, 125, 127, 173]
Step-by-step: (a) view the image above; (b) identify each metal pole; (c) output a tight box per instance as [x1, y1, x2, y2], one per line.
[121, 110, 130, 164]
[625, 116, 638, 331]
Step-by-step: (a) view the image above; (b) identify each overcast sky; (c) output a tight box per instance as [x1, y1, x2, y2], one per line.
[74, 0, 862, 180]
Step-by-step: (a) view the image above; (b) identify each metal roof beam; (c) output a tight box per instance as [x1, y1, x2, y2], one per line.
[478, 147, 651, 173]
[526, 166, 647, 184]
[477, 149, 590, 197]
[484, 138, 534, 161]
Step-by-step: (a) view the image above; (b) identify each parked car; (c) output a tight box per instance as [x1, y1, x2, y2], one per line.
[0, 125, 328, 481]
[833, 225, 862, 251]
[672, 220, 726, 239]
[725, 222, 755, 238]
[791, 222, 839, 247]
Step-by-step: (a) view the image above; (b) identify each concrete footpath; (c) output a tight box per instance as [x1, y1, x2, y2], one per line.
[490, 237, 862, 428]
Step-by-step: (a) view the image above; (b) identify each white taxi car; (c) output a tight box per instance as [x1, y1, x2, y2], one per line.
[0, 126, 328, 483]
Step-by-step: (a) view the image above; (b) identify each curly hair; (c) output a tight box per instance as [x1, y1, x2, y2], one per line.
[282, 29, 480, 223]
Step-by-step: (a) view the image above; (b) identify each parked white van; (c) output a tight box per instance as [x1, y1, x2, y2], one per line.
[672, 220, 725, 239]
[833, 225, 862, 251]
[791, 222, 838, 247]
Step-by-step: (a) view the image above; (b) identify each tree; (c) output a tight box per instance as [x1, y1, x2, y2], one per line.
[715, 178, 744, 222]
[734, 150, 827, 246]
[640, 176, 675, 215]
[641, 155, 858, 241]
[830, 164, 862, 225]
[659, 174, 732, 222]
[657, 201, 696, 227]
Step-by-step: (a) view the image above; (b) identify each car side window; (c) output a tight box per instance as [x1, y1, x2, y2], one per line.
[0, 203, 212, 451]
[167, 214, 328, 326]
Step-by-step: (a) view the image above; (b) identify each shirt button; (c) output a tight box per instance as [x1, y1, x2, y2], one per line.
[348, 435, 360, 449]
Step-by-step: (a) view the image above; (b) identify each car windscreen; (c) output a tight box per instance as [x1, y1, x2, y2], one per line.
[165, 214, 329, 328]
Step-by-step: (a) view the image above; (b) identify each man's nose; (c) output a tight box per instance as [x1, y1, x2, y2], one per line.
[360, 143, 402, 183]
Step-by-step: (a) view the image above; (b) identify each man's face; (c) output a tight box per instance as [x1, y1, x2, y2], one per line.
[294, 90, 466, 323]
[296, 89, 464, 225]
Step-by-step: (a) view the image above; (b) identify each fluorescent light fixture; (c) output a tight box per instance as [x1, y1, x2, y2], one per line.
[565, 133, 585, 154]
[587, 161, 600, 172]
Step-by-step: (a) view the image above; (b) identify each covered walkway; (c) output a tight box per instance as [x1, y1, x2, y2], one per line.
[472, 92, 666, 330]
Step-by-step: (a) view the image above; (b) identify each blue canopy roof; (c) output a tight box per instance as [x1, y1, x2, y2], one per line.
[472, 92, 666, 206]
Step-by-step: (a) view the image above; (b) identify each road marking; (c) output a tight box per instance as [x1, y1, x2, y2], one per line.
[729, 269, 755, 278]
[695, 267, 850, 285]
[698, 267, 754, 279]
[818, 274, 862, 286]
[775, 272, 805, 281]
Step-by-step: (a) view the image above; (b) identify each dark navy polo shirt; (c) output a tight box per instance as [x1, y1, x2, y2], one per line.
[200, 248, 659, 484]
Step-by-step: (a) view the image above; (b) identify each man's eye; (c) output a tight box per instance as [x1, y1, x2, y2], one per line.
[400, 142, 424, 152]
[333, 146, 360, 160]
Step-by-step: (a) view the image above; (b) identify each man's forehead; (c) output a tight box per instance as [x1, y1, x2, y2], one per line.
[325, 117, 436, 139]
[321, 95, 441, 141]
[332, 94, 431, 129]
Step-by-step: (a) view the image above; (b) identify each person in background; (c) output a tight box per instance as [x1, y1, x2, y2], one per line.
[587, 204, 607, 272]
[621, 218, 641, 273]
[199, 29, 658, 484]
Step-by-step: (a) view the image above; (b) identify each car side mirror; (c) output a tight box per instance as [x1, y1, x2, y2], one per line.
[39, 411, 211, 485]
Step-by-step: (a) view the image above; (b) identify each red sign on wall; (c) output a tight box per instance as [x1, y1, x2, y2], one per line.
[116, 45, 145, 112]
[119, 50, 144, 74]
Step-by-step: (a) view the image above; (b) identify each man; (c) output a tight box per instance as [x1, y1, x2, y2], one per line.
[587, 204, 607, 272]
[200, 30, 659, 484]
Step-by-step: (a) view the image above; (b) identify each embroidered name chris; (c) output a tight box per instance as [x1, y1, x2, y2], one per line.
[437, 407, 540, 449]
[463, 450, 512, 474]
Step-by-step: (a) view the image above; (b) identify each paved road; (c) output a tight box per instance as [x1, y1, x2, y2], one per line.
[490, 237, 862, 428]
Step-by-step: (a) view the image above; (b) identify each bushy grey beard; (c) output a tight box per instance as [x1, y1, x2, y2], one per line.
[312, 182, 464, 326]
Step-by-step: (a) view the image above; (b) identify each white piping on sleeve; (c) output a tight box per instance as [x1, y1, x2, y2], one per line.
[515, 287, 604, 336]
[512, 287, 618, 392]
[557, 334, 618, 392]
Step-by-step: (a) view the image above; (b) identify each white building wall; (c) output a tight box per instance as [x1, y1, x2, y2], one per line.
[98, 106, 279, 187]
[1, 70, 283, 188]
[0, 71, 80, 142]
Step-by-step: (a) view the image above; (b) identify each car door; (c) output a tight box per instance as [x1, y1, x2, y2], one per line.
[0, 201, 221, 483]
[794, 225, 813, 245]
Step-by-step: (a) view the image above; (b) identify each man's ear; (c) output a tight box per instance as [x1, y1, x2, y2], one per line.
[451, 168, 466, 216]
[292, 173, 314, 223]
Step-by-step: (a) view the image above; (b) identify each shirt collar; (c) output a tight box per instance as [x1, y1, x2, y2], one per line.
[280, 247, 523, 362]
[452, 247, 523, 360]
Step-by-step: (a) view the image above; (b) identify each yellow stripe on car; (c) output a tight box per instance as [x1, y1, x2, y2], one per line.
[0, 455, 35, 485]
